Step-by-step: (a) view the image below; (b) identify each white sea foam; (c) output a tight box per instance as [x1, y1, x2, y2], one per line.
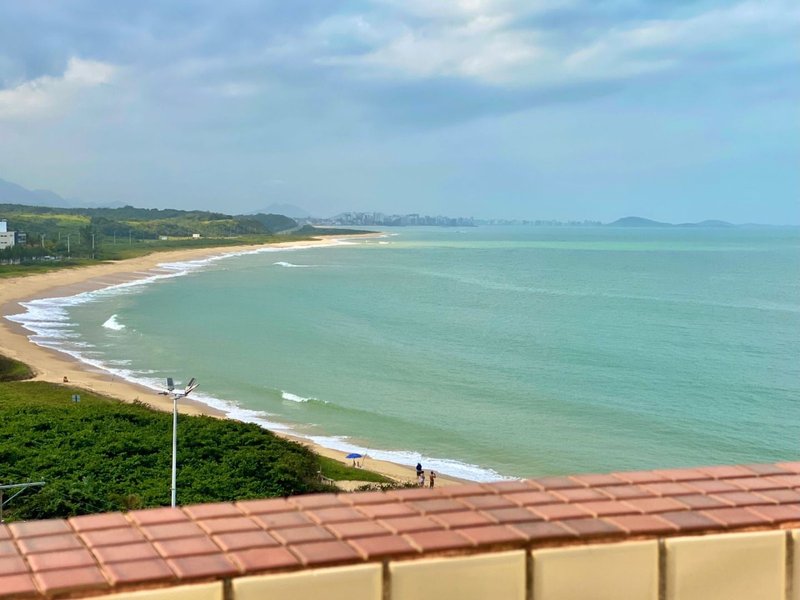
[102, 314, 125, 331]
[306, 435, 509, 482]
[282, 391, 313, 403]
[273, 261, 314, 268]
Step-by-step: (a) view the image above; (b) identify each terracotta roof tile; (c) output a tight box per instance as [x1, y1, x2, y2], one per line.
[166, 554, 239, 579]
[9, 520, 71, 539]
[0, 555, 29, 575]
[235, 498, 293, 515]
[611, 470, 666, 484]
[325, 520, 390, 540]
[561, 518, 625, 539]
[304, 507, 366, 525]
[552, 487, 609, 503]
[659, 510, 721, 532]
[228, 547, 300, 572]
[711, 491, 775, 507]
[355, 502, 418, 520]
[766, 474, 800, 488]
[91, 542, 160, 564]
[16, 534, 83, 554]
[33, 566, 107, 596]
[744, 463, 792, 476]
[290, 540, 362, 566]
[577, 501, 638, 517]
[407, 499, 466, 515]
[606, 514, 678, 535]
[196, 516, 261, 536]
[386, 488, 446, 501]
[673, 494, 729, 510]
[288, 494, 345, 509]
[182, 503, 243, 520]
[0, 540, 20, 557]
[140, 521, 206, 541]
[457, 525, 527, 547]
[0, 525, 9, 541]
[702, 507, 769, 528]
[103, 558, 175, 586]
[457, 495, 516, 510]
[509, 521, 576, 543]
[348, 535, 418, 560]
[378, 516, 442, 535]
[153, 536, 221, 559]
[339, 491, 393, 506]
[270, 525, 335, 545]
[128, 507, 188, 526]
[775, 461, 800, 473]
[430, 510, 494, 530]
[405, 529, 474, 553]
[26, 548, 96, 572]
[80, 526, 145, 547]
[729, 477, 783, 491]
[211, 530, 280, 552]
[481, 507, 541, 524]
[698, 465, 756, 479]
[641, 482, 696, 497]
[758, 489, 800, 504]
[571, 473, 625, 487]
[532, 476, 584, 490]
[530, 503, 591, 521]
[0, 573, 38, 598]
[252, 511, 312, 529]
[747, 503, 800, 524]
[686, 479, 741, 494]
[68, 513, 129, 532]
[622, 497, 687, 514]
[503, 491, 561, 506]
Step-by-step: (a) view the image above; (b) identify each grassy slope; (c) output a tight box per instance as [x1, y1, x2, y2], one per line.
[0, 354, 34, 381]
[0, 380, 333, 520]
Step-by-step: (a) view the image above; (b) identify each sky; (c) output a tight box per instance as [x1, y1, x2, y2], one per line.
[0, 1, 798, 223]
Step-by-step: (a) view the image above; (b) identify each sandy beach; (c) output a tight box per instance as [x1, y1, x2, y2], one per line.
[0, 236, 465, 488]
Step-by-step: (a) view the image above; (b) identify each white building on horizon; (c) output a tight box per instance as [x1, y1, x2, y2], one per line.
[0, 219, 17, 249]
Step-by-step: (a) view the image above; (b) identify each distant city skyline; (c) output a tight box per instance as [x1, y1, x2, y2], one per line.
[0, 2, 798, 224]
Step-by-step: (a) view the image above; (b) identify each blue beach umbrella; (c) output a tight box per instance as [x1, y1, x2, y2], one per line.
[345, 453, 363, 459]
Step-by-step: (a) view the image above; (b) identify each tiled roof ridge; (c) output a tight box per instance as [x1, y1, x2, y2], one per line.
[1, 461, 798, 598]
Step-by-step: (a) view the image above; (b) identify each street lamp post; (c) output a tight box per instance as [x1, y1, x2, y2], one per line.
[160, 377, 198, 508]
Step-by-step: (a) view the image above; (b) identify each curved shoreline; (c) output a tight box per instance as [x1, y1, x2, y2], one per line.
[0, 235, 471, 487]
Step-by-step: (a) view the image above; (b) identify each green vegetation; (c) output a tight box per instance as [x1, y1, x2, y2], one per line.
[0, 380, 334, 520]
[317, 456, 391, 484]
[0, 203, 304, 269]
[0, 355, 34, 382]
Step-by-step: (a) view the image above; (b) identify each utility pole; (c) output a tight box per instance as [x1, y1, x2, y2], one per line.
[67, 234, 70, 258]
[113, 231, 116, 245]
[129, 231, 132, 246]
[40, 234, 45, 249]
[92, 233, 96, 259]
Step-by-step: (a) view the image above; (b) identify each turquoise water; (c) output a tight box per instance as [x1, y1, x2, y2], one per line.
[9, 227, 800, 480]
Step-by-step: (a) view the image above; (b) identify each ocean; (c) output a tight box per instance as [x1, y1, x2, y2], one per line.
[7, 226, 800, 481]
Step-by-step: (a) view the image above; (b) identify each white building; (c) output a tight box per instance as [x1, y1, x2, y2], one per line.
[0, 219, 15, 250]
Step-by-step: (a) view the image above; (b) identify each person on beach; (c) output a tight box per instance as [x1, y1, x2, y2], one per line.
[418, 471, 425, 487]
[416, 462, 422, 477]
[429, 471, 436, 488]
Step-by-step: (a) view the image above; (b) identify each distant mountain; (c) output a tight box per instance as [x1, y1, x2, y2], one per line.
[254, 203, 309, 218]
[608, 216, 735, 228]
[0, 178, 72, 208]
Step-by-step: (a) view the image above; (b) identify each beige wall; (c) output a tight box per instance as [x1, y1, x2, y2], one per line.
[88, 529, 798, 600]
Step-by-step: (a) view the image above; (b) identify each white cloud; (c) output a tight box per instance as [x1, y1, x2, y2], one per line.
[317, 0, 799, 87]
[0, 57, 116, 119]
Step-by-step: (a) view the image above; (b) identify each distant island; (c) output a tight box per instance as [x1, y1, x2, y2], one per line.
[608, 216, 735, 228]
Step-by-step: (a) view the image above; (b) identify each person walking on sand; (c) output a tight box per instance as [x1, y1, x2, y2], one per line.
[429, 471, 436, 488]
[418, 471, 425, 487]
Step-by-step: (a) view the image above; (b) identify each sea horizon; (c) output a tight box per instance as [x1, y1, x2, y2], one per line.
[6, 225, 800, 481]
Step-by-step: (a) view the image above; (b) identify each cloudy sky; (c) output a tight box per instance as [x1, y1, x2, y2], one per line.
[0, 1, 797, 223]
